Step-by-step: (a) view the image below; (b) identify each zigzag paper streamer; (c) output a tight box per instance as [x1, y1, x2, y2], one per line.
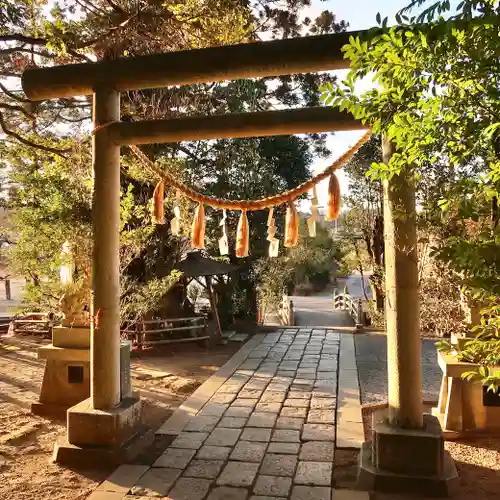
[307, 185, 319, 237]
[170, 190, 181, 236]
[267, 207, 280, 258]
[219, 209, 229, 256]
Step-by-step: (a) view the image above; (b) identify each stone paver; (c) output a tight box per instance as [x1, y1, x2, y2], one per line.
[184, 459, 224, 479]
[170, 431, 208, 449]
[250, 496, 284, 500]
[153, 447, 195, 468]
[167, 478, 211, 500]
[199, 403, 229, 417]
[299, 441, 334, 461]
[226, 406, 254, 417]
[206, 428, 241, 446]
[272, 429, 300, 442]
[260, 453, 297, 476]
[255, 402, 282, 413]
[196, 445, 231, 460]
[241, 427, 272, 442]
[254, 475, 293, 496]
[247, 412, 278, 428]
[184, 415, 221, 432]
[130, 468, 180, 496]
[281, 406, 307, 418]
[267, 442, 300, 455]
[217, 461, 260, 487]
[219, 416, 248, 428]
[295, 461, 332, 486]
[97, 465, 149, 493]
[230, 441, 267, 462]
[307, 409, 336, 424]
[302, 423, 335, 441]
[290, 485, 332, 500]
[276, 417, 304, 430]
[207, 486, 250, 500]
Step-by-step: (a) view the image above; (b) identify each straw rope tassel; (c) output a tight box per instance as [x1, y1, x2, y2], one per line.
[152, 180, 165, 224]
[191, 203, 206, 249]
[326, 172, 341, 221]
[236, 210, 249, 258]
[284, 200, 299, 248]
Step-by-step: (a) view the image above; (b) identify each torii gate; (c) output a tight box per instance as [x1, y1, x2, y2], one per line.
[22, 29, 456, 494]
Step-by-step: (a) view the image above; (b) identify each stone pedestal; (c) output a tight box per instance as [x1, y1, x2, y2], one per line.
[52, 393, 153, 467]
[32, 327, 133, 419]
[358, 409, 459, 496]
[432, 351, 500, 438]
[31, 326, 91, 419]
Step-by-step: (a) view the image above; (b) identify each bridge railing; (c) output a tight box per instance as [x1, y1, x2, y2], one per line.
[279, 294, 295, 326]
[333, 289, 364, 329]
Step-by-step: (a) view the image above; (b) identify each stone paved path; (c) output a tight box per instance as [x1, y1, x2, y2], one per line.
[91, 328, 367, 500]
[292, 296, 354, 328]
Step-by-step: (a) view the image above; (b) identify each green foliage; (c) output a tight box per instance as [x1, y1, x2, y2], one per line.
[256, 219, 343, 316]
[121, 272, 182, 324]
[462, 366, 500, 394]
[322, 0, 500, 337]
[437, 302, 500, 391]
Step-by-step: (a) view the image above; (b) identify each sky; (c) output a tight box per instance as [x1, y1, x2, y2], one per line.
[306, 0, 407, 209]
[308, 0, 461, 209]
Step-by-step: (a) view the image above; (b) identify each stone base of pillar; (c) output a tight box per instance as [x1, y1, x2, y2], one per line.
[53, 396, 154, 467]
[357, 410, 459, 496]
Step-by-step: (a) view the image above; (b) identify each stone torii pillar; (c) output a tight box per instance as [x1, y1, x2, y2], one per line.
[90, 87, 121, 410]
[358, 137, 458, 495]
[52, 88, 141, 466]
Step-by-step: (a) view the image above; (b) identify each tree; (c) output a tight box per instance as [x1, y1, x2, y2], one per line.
[341, 135, 385, 307]
[2, 0, 350, 322]
[322, 0, 499, 348]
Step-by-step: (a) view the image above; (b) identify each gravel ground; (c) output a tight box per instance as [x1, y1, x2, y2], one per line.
[355, 333, 441, 404]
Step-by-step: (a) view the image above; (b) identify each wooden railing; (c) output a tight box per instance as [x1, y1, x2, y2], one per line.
[121, 316, 210, 350]
[10, 312, 55, 337]
[333, 291, 364, 328]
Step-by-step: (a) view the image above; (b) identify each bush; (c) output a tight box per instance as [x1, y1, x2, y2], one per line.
[419, 272, 465, 337]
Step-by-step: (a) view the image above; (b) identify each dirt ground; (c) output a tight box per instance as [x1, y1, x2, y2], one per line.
[0, 334, 242, 500]
[362, 404, 500, 499]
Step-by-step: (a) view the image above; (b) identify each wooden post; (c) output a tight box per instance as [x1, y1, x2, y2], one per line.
[91, 88, 121, 410]
[382, 136, 423, 428]
[5, 279, 11, 300]
[205, 276, 222, 342]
